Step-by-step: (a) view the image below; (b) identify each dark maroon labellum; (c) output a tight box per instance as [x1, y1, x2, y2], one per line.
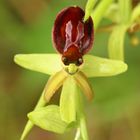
[52, 6, 94, 66]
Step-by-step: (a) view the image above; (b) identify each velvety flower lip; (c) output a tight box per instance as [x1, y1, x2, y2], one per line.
[52, 6, 94, 66]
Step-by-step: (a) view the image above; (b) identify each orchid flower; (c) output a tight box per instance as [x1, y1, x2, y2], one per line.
[14, 2, 128, 140]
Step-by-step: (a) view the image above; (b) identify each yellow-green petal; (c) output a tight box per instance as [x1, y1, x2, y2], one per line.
[81, 55, 128, 77]
[74, 71, 94, 101]
[14, 54, 62, 75]
[44, 70, 68, 102]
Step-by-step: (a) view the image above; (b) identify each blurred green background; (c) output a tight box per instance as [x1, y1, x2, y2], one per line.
[0, 0, 140, 140]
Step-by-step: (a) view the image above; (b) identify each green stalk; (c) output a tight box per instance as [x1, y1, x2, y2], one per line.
[74, 128, 82, 140]
[74, 116, 89, 140]
[91, 0, 113, 30]
[20, 89, 46, 140]
[74, 85, 89, 140]
[79, 115, 89, 140]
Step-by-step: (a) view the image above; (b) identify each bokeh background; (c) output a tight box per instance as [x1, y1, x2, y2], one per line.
[0, 0, 140, 140]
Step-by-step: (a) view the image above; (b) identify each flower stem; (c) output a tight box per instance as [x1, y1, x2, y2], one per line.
[20, 89, 46, 140]
[79, 115, 89, 140]
[74, 128, 81, 140]
[74, 85, 89, 140]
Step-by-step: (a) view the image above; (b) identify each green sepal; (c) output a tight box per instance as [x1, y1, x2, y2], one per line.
[81, 55, 128, 77]
[60, 76, 77, 123]
[28, 105, 72, 134]
[14, 54, 62, 75]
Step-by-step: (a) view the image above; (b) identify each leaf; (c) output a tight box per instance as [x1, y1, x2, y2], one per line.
[60, 77, 77, 123]
[81, 55, 128, 77]
[44, 70, 68, 102]
[28, 105, 69, 134]
[74, 71, 94, 101]
[108, 25, 127, 60]
[14, 54, 62, 75]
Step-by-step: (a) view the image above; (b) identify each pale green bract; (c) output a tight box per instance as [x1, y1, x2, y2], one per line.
[14, 54, 128, 77]
[28, 105, 70, 134]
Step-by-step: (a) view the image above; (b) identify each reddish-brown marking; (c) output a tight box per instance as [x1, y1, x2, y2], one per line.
[52, 6, 94, 65]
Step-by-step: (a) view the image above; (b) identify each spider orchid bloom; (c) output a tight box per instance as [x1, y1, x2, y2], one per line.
[14, 6, 128, 140]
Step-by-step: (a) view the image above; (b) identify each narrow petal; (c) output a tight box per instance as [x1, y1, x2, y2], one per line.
[74, 71, 94, 101]
[60, 77, 77, 123]
[81, 55, 128, 77]
[44, 70, 68, 102]
[14, 54, 62, 75]
[28, 105, 69, 134]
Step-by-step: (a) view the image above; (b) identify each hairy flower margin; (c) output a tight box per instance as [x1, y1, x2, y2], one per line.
[13, 0, 140, 140]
